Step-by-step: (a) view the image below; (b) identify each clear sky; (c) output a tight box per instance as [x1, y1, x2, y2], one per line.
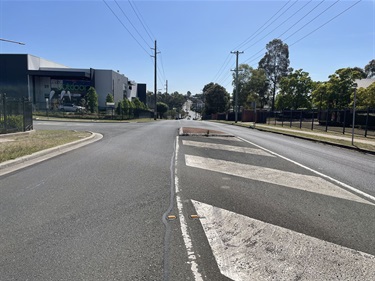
[0, 0, 374, 96]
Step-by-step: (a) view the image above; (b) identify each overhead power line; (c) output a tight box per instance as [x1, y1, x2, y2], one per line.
[102, 0, 150, 56]
[128, 0, 155, 43]
[289, 0, 363, 47]
[114, 0, 152, 48]
[283, 0, 340, 42]
[243, 0, 313, 52]
[234, 0, 293, 51]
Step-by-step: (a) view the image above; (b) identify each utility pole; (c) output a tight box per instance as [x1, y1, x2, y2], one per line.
[151, 40, 160, 120]
[165, 80, 168, 95]
[231, 51, 243, 123]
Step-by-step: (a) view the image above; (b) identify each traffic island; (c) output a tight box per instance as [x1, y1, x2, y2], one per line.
[179, 127, 234, 137]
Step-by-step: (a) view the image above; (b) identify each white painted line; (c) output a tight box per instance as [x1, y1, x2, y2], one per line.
[175, 137, 203, 281]
[185, 155, 373, 205]
[237, 136, 375, 204]
[192, 200, 375, 281]
[182, 140, 275, 157]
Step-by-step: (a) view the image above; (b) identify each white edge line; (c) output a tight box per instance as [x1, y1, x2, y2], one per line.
[237, 136, 375, 203]
[175, 136, 204, 281]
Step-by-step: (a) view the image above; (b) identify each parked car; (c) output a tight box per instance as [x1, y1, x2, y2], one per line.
[58, 103, 85, 112]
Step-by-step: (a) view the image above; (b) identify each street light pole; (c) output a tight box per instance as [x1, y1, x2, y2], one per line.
[231, 51, 243, 123]
[351, 87, 357, 146]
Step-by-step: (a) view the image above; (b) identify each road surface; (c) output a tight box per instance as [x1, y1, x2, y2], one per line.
[0, 120, 374, 280]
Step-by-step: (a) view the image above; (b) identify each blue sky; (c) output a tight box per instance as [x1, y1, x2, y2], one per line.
[0, 0, 374, 96]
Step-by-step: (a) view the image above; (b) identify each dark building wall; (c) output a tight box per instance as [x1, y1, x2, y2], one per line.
[0, 54, 29, 98]
[137, 83, 146, 104]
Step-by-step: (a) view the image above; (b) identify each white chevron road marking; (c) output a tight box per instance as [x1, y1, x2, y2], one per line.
[192, 200, 375, 281]
[182, 140, 275, 157]
[185, 155, 373, 205]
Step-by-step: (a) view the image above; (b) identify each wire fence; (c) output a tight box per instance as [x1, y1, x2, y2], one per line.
[0, 94, 33, 134]
[205, 108, 375, 138]
[266, 109, 375, 138]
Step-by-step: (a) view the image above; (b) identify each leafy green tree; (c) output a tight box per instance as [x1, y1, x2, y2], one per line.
[232, 64, 253, 108]
[156, 102, 169, 119]
[326, 67, 366, 109]
[86, 87, 98, 113]
[258, 38, 290, 111]
[203, 83, 230, 114]
[106, 93, 114, 103]
[312, 67, 365, 110]
[311, 82, 328, 109]
[352, 82, 375, 108]
[132, 97, 146, 110]
[277, 69, 314, 109]
[364, 60, 375, 78]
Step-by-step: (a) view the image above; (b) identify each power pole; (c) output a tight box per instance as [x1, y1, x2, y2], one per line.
[231, 51, 243, 123]
[166, 80, 168, 95]
[151, 40, 160, 120]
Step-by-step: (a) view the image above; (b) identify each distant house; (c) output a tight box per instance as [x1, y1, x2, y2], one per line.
[0, 54, 146, 110]
[355, 78, 375, 89]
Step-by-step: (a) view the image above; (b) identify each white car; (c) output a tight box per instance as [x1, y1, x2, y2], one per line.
[58, 103, 85, 112]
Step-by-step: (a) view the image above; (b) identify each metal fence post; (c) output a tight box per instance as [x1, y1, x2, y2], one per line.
[325, 109, 329, 132]
[299, 110, 303, 129]
[23, 97, 26, 132]
[342, 110, 346, 135]
[290, 110, 293, 128]
[2, 93, 7, 133]
[365, 107, 369, 137]
[311, 110, 314, 130]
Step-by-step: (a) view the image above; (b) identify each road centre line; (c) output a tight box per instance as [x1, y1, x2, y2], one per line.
[185, 155, 373, 205]
[192, 200, 375, 281]
[175, 137, 203, 281]
[182, 140, 275, 157]
[236, 136, 375, 204]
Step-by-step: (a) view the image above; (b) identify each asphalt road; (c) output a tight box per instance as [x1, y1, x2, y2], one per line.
[0, 119, 374, 280]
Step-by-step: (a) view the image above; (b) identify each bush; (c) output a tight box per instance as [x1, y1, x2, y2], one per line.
[0, 115, 23, 133]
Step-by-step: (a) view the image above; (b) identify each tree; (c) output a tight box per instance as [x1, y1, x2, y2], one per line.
[106, 93, 114, 103]
[326, 67, 366, 109]
[203, 83, 230, 114]
[258, 38, 290, 111]
[232, 64, 253, 108]
[364, 59, 375, 78]
[276, 69, 314, 110]
[247, 68, 270, 108]
[156, 102, 169, 119]
[311, 67, 365, 110]
[232, 65, 270, 109]
[132, 97, 146, 110]
[353, 82, 375, 108]
[86, 87, 98, 113]
[187, 91, 192, 98]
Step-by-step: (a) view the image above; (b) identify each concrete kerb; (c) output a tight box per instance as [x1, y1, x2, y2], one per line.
[0, 132, 103, 174]
[251, 126, 375, 156]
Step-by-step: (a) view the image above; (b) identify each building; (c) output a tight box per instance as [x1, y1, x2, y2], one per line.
[355, 78, 375, 89]
[0, 54, 146, 110]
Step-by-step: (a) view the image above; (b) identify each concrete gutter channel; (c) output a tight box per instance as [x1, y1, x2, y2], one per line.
[0, 132, 103, 176]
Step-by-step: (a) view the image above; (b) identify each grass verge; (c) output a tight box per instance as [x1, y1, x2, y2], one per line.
[212, 120, 375, 153]
[0, 130, 92, 163]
